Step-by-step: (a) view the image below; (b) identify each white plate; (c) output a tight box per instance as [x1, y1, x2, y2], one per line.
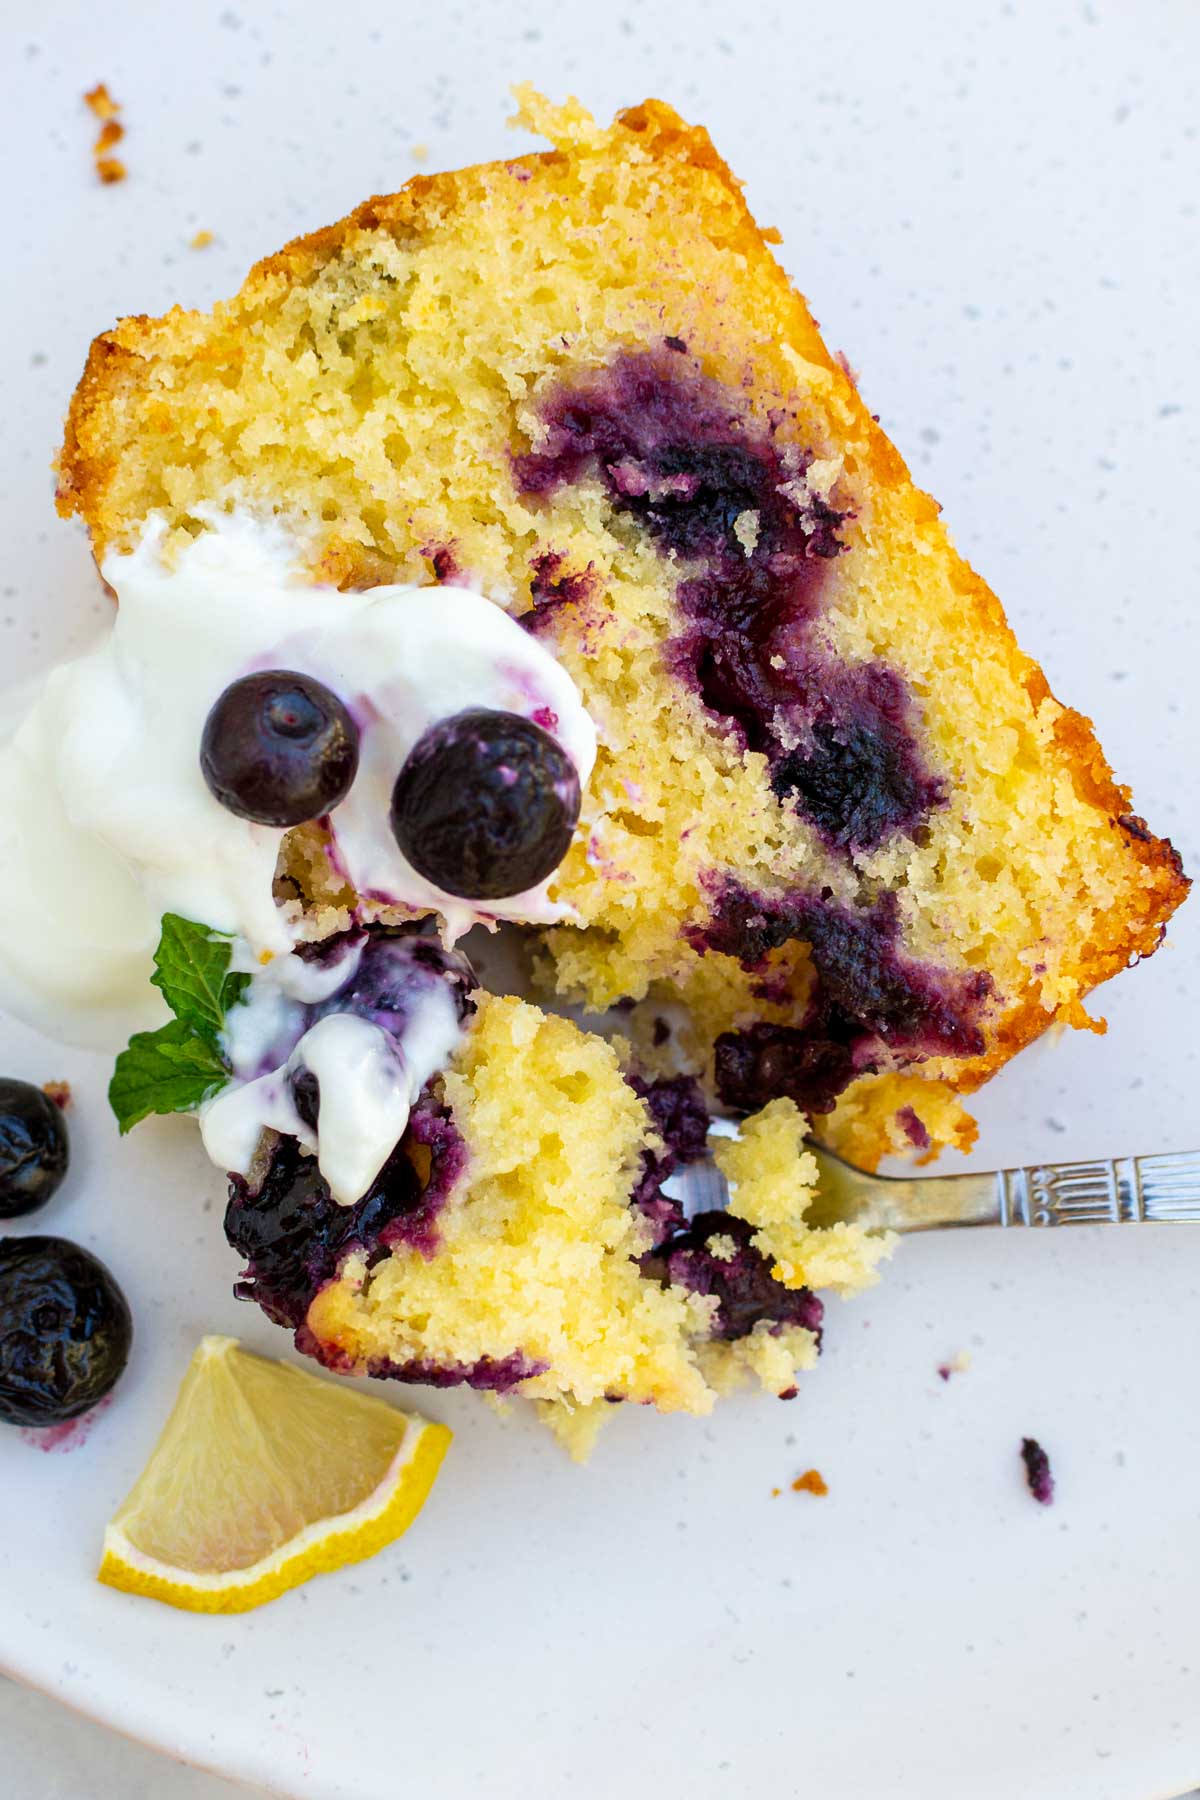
[3, 2, 1199, 1796]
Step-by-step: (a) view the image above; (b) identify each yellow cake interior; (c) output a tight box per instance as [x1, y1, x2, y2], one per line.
[306, 994, 888, 1457]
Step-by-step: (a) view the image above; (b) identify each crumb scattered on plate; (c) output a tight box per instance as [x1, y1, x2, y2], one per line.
[84, 83, 126, 183]
[1020, 1436, 1055, 1506]
[410, 143, 429, 163]
[792, 1469, 828, 1497]
[937, 1350, 971, 1381]
[84, 82, 119, 121]
[41, 1080, 72, 1110]
[190, 230, 215, 251]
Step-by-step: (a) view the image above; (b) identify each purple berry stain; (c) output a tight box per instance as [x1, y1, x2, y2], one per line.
[225, 1088, 467, 1337]
[769, 661, 946, 855]
[651, 1212, 824, 1343]
[360, 1350, 548, 1395]
[693, 880, 992, 1115]
[627, 1073, 710, 1247]
[513, 348, 944, 855]
[302, 1330, 546, 1395]
[896, 1106, 931, 1152]
[1021, 1436, 1055, 1506]
[525, 550, 599, 634]
[224, 927, 474, 1337]
[304, 930, 478, 1043]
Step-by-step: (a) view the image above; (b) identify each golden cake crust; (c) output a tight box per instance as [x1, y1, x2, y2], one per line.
[56, 92, 1188, 1163]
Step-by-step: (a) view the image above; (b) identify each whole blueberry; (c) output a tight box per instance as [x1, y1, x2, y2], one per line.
[200, 670, 360, 827]
[0, 1079, 69, 1220]
[389, 708, 581, 899]
[0, 1236, 132, 1427]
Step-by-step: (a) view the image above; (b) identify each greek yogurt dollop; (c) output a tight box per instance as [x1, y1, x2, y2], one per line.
[201, 931, 474, 1206]
[0, 510, 596, 1048]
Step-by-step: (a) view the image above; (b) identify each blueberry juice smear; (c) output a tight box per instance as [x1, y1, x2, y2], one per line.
[200, 669, 360, 827]
[225, 1092, 467, 1336]
[224, 927, 474, 1334]
[694, 881, 993, 1115]
[626, 1073, 711, 1248]
[0, 1236, 132, 1427]
[513, 347, 945, 856]
[299, 929, 480, 1043]
[358, 1348, 549, 1395]
[0, 1078, 69, 1219]
[650, 1212, 824, 1344]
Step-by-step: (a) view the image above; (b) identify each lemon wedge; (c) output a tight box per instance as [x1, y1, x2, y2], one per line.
[98, 1334, 450, 1613]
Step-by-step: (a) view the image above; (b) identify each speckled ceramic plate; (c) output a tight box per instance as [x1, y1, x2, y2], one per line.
[3, 2, 1199, 1797]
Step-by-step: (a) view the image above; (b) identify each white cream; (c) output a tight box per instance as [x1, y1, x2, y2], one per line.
[0, 682, 168, 1046]
[197, 1057, 315, 1180]
[197, 928, 464, 1209]
[286, 1015, 418, 1204]
[0, 510, 596, 1048]
[220, 934, 367, 1078]
[198, 1000, 461, 1207]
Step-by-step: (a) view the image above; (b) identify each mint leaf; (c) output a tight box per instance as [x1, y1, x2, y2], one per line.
[150, 913, 249, 1044]
[108, 1019, 231, 1134]
[110, 913, 253, 1132]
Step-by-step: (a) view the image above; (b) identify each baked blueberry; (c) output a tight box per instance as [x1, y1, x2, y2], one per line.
[0, 1079, 70, 1220]
[226, 1093, 466, 1330]
[200, 670, 359, 827]
[389, 708, 581, 899]
[654, 1213, 824, 1342]
[0, 1236, 132, 1427]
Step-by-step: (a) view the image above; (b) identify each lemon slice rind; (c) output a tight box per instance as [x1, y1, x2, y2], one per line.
[97, 1336, 451, 1614]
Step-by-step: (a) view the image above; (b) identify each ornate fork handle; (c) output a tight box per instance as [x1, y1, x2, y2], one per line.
[681, 1139, 1200, 1233]
[992, 1152, 1200, 1227]
[799, 1145, 1200, 1233]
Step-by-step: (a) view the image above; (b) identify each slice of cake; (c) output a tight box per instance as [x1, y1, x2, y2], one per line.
[38, 90, 1185, 1443]
[58, 87, 1186, 1174]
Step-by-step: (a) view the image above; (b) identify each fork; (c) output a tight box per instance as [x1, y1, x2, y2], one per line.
[678, 1131, 1200, 1232]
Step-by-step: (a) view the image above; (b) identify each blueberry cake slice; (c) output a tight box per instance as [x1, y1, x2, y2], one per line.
[59, 88, 1185, 1166]
[40, 89, 1185, 1443]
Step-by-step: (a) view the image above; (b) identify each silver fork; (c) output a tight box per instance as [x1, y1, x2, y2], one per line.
[677, 1135, 1200, 1232]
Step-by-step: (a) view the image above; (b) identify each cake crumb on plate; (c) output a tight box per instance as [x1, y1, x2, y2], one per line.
[83, 82, 119, 120]
[792, 1469, 829, 1496]
[83, 83, 126, 183]
[1020, 1437, 1055, 1506]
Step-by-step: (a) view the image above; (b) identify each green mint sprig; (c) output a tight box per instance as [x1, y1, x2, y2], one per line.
[109, 914, 250, 1133]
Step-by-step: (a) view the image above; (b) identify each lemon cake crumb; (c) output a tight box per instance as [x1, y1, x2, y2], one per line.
[716, 1100, 893, 1295]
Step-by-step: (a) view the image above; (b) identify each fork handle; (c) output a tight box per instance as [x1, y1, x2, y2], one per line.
[906, 1151, 1200, 1230]
[992, 1151, 1200, 1226]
